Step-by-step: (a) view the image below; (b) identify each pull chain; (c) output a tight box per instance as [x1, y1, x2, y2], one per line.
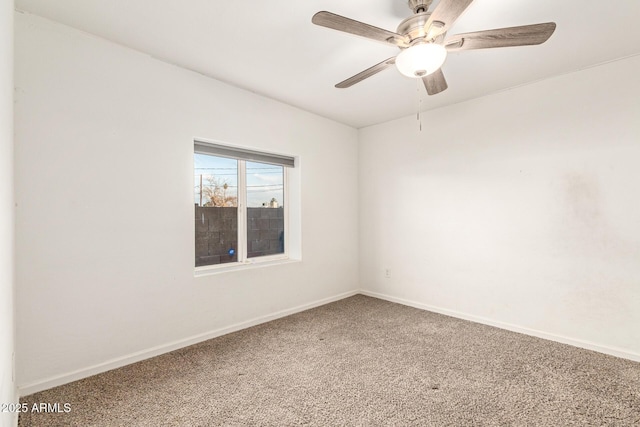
[416, 79, 423, 131]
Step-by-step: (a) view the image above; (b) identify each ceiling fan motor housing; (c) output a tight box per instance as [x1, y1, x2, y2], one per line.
[397, 12, 432, 42]
[397, 12, 446, 46]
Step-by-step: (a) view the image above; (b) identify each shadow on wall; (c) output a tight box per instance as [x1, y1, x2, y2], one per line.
[195, 206, 284, 267]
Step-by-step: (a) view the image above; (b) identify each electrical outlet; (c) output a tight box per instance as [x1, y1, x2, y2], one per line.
[385, 268, 391, 279]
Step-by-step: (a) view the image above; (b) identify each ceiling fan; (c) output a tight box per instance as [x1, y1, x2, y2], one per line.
[312, 0, 556, 95]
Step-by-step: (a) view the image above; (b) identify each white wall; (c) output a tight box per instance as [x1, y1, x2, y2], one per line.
[14, 12, 359, 393]
[1, 2, 16, 426]
[359, 55, 640, 360]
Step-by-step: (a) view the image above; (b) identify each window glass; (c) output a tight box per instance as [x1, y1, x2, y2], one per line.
[194, 154, 238, 266]
[246, 161, 284, 258]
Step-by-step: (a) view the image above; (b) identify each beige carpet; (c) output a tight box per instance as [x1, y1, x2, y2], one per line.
[19, 295, 640, 426]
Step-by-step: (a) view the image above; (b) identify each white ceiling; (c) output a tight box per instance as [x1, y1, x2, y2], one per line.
[15, 0, 640, 128]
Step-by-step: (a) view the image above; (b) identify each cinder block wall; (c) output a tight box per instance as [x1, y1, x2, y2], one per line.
[195, 206, 284, 266]
[247, 207, 284, 258]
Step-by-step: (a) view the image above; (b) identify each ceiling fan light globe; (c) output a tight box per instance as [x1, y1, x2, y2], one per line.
[395, 43, 447, 78]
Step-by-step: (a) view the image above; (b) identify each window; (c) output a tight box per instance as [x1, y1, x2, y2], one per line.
[194, 141, 295, 269]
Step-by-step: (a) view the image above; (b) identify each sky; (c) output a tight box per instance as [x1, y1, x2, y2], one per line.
[194, 153, 284, 207]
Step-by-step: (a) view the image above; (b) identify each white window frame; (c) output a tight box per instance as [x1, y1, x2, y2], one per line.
[194, 140, 295, 275]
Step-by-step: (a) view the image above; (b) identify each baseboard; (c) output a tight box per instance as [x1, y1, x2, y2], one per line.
[18, 290, 359, 397]
[360, 289, 640, 363]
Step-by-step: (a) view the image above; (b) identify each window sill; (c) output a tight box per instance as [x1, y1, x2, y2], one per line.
[194, 256, 300, 277]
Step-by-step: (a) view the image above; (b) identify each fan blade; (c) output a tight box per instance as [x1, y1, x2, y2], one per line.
[423, 0, 474, 40]
[422, 69, 448, 95]
[336, 57, 397, 88]
[312, 11, 409, 47]
[445, 22, 556, 51]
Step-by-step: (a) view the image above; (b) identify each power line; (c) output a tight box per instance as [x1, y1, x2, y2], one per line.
[194, 185, 282, 189]
[194, 172, 282, 176]
[194, 167, 281, 171]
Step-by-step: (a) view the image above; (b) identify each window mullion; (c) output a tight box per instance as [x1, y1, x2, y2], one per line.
[237, 160, 248, 263]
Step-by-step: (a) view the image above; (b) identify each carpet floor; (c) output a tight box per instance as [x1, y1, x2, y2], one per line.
[19, 295, 640, 426]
